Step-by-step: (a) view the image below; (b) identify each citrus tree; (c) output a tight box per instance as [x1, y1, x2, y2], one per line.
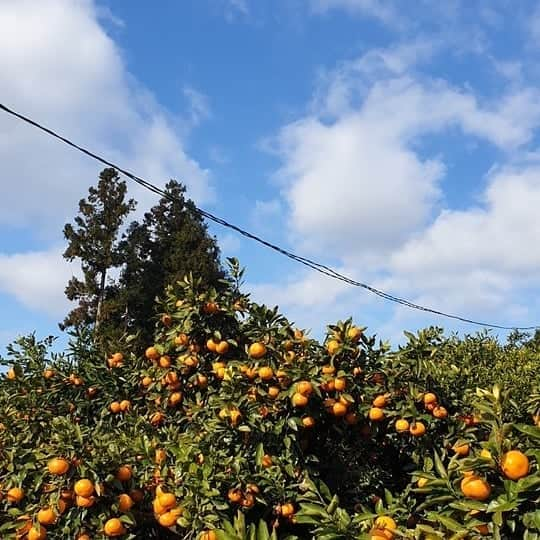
[0, 259, 539, 539]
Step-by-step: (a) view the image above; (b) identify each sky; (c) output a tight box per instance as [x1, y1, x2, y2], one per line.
[2, 0, 540, 351]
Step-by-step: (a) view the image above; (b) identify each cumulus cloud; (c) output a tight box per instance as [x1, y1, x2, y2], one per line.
[254, 39, 540, 334]
[0, 248, 77, 317]
[248, 266, 368, 336]
[310, 0, 399, 25]
[273, 65, 540, 263]
[0, 0, 213, 236]
[385, 165, 540, 315]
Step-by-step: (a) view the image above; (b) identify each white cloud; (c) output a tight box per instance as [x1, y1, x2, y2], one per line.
[273, 67, 540, 263]
[385, 165, 540, 314]
[183, 86, 212, 126]
[221, 0, 249, 22]
[261, 38, 540, 335]
[0, 248, 76, 318]
[248, 266, 367, 337]
[310, 0, 399, 25]
[0, 0, 213, 236]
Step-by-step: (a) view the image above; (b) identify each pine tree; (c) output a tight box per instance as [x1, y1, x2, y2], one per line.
[118, 180, 223, 344]
[61, 168, 135, 336]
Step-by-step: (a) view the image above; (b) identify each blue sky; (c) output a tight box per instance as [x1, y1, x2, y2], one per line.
[2, 0, 540, 352]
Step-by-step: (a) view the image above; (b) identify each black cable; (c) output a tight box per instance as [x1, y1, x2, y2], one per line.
[1, 101, 537, 330]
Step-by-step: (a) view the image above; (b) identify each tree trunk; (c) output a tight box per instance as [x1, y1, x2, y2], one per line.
[95, 269, 107, 334]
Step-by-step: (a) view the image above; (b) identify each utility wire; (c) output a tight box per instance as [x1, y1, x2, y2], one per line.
[1, 101, 537, 331]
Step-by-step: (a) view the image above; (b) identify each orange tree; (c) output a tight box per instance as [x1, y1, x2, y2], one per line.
[0, 259, 539, 539]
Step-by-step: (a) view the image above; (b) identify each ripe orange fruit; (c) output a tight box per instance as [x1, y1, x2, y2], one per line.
[141, 376, 153, 387]
[118, 493, 134, 512]
[158, 511, 178, 527]
[203, 301, 219, 314]
[227, 488, 243, 503]
[7, 367, 16, 380]
[302, 416, 315, 428]
[43, 369, 55, 379]
[291, 392, 309, 407]
[116, 465, 132, 482]
[47, 457, 70, 475]
[249, 342, 267, 359]
[409, 422, 426, 436]
[374, 516, 397, 537]
[196, 374, 208, 388]
[432, 406, 448, 419]
[76, 495, 96, 508]
[119, 400, 131, 412]
[395, 419, 409, 432]
[165, 371, 179, 385]
[296, 380, 313, 396]
[153, 498, 167, 515]
[322, 364, 336, 375]
[150, 412, 165, 426]
[175, 333, 189, 346]
[76, 534, 91, 540]
[169, 392, 183, 406]
[332, 402, 348, 417]
[417, 477, 428, 488]
[347, 326, 362, 342]
[104, 517, 126, 537]
[453, 443, 470, 457]
[281, 502, 295, 517]
[320, 380, 335, 392]
[334, 377, 346, 391]
[372, 395, 388, 408]
[258, 366, 274, 380]
[28, 525, 47, 540]
[159, 355, 171, 368]
[370, 529, 393, 540]
[200, 531, 217, 540]
[7, 487, 24, 503]
[241, 492, 255, 508]
[369, 407, 385, 421]
[461, 475, 491, 500]
[184, 355, 199, 369]
[216, 341, 229, 355]
[37, 506, 56, 525]
[423, 392, 437, 405]
[326, 339, 340, 355]
[501, 450, 530, 480]
[206, 338, 218, 352]
[145, 346, 160, 361]
[268, 386, 280, 399]
[158, 492, 177, 510]
[74, 479, 94, 497]
[110, 402, 121, 414]
[261, 454, 273, 468]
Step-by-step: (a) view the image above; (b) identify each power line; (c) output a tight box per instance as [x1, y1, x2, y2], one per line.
[1, 101, 537, 331]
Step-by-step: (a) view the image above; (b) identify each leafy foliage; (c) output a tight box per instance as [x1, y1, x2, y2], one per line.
[0, 260, 539, 539]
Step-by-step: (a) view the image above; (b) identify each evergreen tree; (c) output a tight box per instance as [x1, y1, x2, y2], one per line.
[118, 180, 223, 344]
[61, 168, 135, 336]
